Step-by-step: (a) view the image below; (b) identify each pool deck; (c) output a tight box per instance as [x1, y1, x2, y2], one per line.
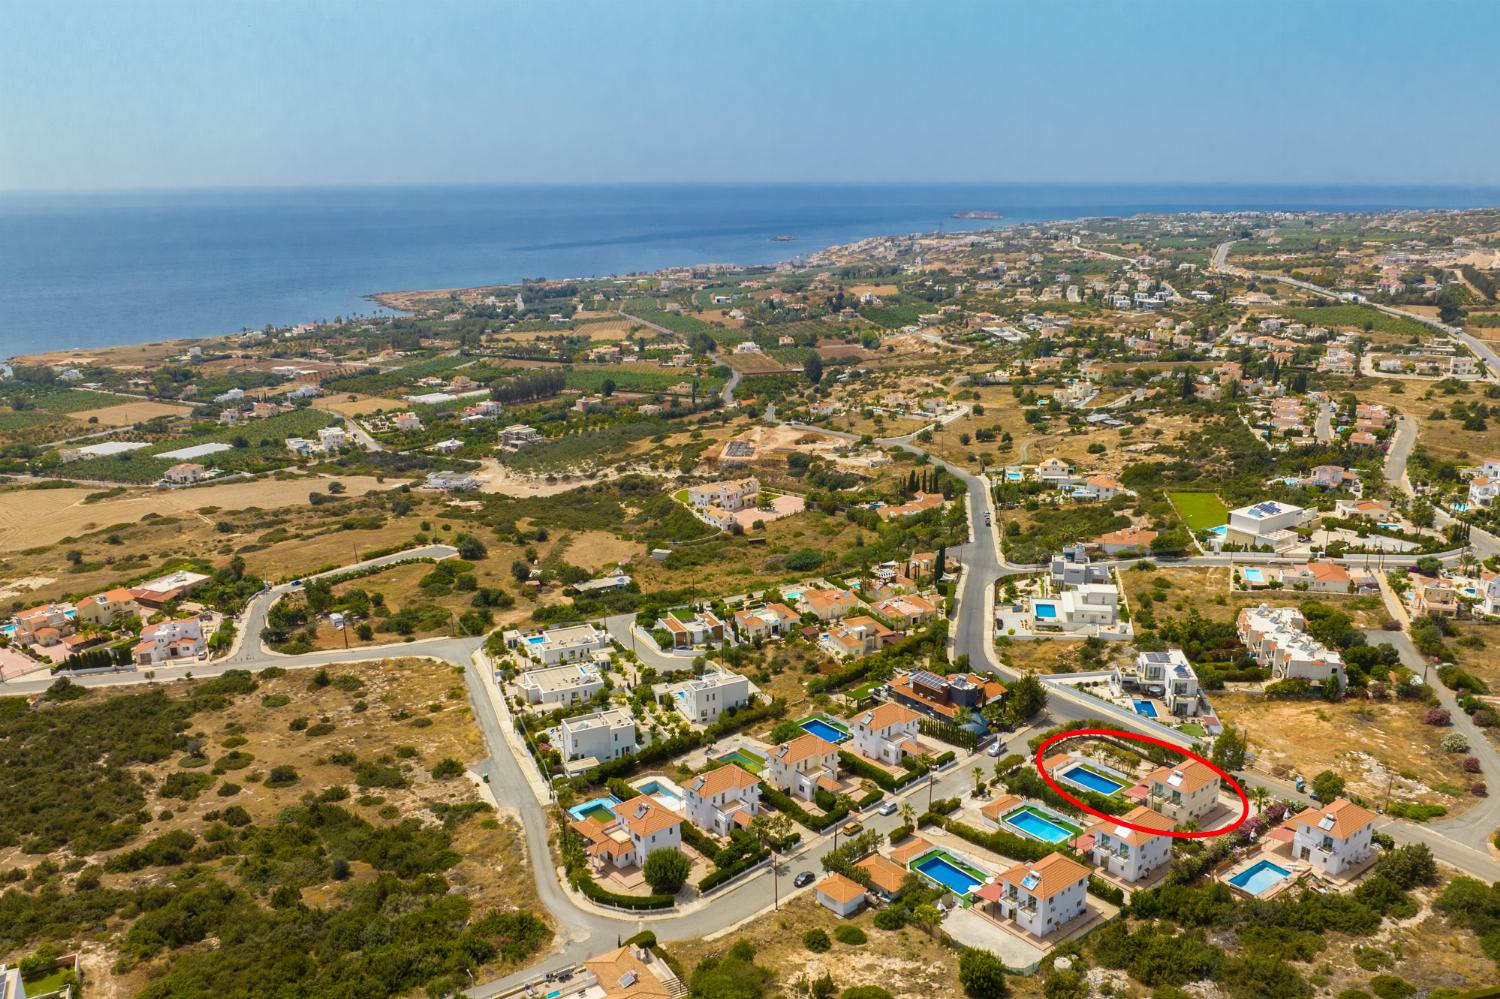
[1219, 850, 1309, 900]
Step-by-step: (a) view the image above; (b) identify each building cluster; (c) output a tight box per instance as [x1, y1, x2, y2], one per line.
[1237, 603, 1346, 688]
[3, 570, 213, 667]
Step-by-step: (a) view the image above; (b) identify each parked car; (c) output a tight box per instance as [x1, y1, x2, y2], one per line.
[793, 871, 815, 888]
[877, 801, 898, 816]
[986, 741, 1004, 757]
[841, 820, 863, 836]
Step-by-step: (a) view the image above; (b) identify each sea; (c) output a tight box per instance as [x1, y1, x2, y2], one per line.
[2, 182, 1498, 360]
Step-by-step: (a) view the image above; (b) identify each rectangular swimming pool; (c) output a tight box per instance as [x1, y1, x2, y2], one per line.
[1033, 602, 1059, 619]
[800, 717, 850, 744]
[1242, 567, 1264, 583]
[1229, 859, 1291, 895]
[568, 795, 620, 823]
[913, 852, 984, 896]
[1060, 764, 1126, 796]
[1003, 807, 1080, 844]
[634, 779, 685, 813]
[1133, 699, 1159, 718]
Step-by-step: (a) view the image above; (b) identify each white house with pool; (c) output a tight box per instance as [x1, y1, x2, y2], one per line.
[848, 702, 923, 765]
[1292, 798, 1377, 878]
[662, 664, 754, 724]
[978, 852, 1092, 938]
[681, 763, 761, 837]
[1089, 805, 1176, 883]
[1143, 759, 1220, 824]
[509, 623, 609, 666]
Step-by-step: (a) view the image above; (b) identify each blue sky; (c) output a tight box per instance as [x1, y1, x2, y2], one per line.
[3, 0, 1498, 191]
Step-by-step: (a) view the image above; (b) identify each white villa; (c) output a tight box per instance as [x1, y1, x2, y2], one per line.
[981, 852, 1092, 938]
[571, 796, 682, 872]
[1224, 500, 1315, 551]
[559, 708, 637, 766]
[1029, 583, 1120, 632]
[1292, 798, 1378, 878]
[1090, 805, 1176, 883]
[518, 662, 604, 706]
[665, 664, 752, 724]
[682, 763, 762, 837]
[1143, 759, 1220, 824]
[765, 733, 841, 802]
[1111, 649, 1203, 717]
[513, 624, 609, 666]
[848, 702, 923, 765]
[132, 617, 205, 665]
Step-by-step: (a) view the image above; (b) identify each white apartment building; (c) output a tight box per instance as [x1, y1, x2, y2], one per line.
[765, 733, 841, 802]
[665, 665, 751, 724]
[518, 662, 604, 707]
[1143, 759, 1220, 824]
[1292, 798, 1378, 878]
[514, 624, 609, 666]
[1237, 603, 1346, 688]
[1030, 583, 1120, 632]
[682, 762, 761, 836]
[1090, 805, 1176, 883]
[985, 853, 1091, 937]
[1111, 649, 1203, 717]
[848, 702, 923, 765]
[560, 708, 637, 765]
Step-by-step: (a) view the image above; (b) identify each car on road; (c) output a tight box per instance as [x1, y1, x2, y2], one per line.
[841, 820, 863, 836]
[986, 741, 1004, 757]
[793, 871, 815, 888]
[877, 801, 899, 816]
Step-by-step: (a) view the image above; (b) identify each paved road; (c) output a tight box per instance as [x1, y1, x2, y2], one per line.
[1314, 398, 1335, 444]
[1383, 414, 1419, 497]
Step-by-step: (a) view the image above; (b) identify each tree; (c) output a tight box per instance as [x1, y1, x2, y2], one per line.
[804, 353, 824, 385]
[1210, 725, 1247, 771]
[994, 673, 1046, 729]
[909, 903, 942, 938]
[1311, 769, 1346, 802]
[958, 948, 1009, 999]
[972, 765, 986, 796]
[454, 532, 488, 560]
[1250, 785, 1270, 815]
[643, 847, 691, 894]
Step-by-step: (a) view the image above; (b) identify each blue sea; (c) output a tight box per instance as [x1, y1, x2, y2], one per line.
[2, 183, 1498, 359]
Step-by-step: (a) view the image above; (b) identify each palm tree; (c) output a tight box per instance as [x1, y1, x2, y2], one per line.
[752, 812, 796, 910]
[1458, 553, 1480, 578]
[1250, 785, 1270, 816]
[899, 801, 915, 828]
[972, 765, 986, 797]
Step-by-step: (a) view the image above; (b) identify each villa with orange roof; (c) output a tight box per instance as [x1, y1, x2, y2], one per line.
[849, 702, 924, 765]
[133, 617, 204, 665]
[871, 593, 940, 627]
[854, 853, 910, 899]
[1089, 805, 1176, 883]
[887, 668, 1004, 723]
[582, 944, 683, 999]
[1094, 525, 1157, 554]
[822, 615, 896, 658]
[815, 872, 868, 917]
[765, 733, 841, 802]
[571, 796, 683, 873]
[1292, 798, 1378, 877]
[795, 587, 860, 622]
[1143, 759, 1220, 824]
[732, 602, 799, 641]
[977, 852, 1092, 938]
[877, 491, 945, 520]
[682, 763, 761, 837]
[75, 587, 145, 627]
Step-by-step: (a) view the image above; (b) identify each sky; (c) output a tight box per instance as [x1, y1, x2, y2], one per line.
[3, 0, 1499, 192]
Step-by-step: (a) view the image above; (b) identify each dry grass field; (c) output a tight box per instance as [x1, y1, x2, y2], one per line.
[319, 395, 408, 417]
[69, 399, 195, 426]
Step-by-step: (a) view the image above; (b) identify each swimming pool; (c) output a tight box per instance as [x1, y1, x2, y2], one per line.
[1208, 525, 1228, 538]
[912, 851, 985, 896]
[1004, 807, 1080, 844]
[1242, 567, 1264, 583]
[1229, 859, 1291, 895]
[1378, 522, 1402, 530]
[1133, 699, 1159, 718]
[716, 748, 765, 774]
[800, 716, 851, 744]
[782, 588, 805, 602]
[1060, 764, 1126, 796]
[568, 795, 620, 823]
[526, 635, 547, 646]
[1033, 601, 1059, 620]
[633, 778, 685, 813]
[1005, 471, 1022, 481]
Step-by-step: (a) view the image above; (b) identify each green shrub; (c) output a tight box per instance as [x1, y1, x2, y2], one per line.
[803, 928, 831, 953]
[833, 924, 867, 945]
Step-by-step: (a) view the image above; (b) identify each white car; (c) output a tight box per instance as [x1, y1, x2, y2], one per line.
[986, 742, 1004, 757]
[877, 801, 898, 816]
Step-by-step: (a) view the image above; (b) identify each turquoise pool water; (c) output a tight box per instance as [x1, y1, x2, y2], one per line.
[1004, 808, 1076, 844]
[1229, 859, 1291, 895]
[800, 717, 850, 744]
[1034, 602, 1059, 619]
[1242, 567, 1264, 583]
[1061, 765, 1126, 796]
[568, 796, 620, 822]
[636, 779, 685, 812]
[914, 853, 983, 895]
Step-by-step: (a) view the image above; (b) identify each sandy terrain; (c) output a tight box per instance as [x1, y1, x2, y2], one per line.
[319, 395, 407, 417]
[69, 400, 195, 426]
[0, 474, 395, 551]
[565, 530, 642, 570]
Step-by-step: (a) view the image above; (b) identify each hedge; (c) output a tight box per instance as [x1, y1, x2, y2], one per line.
[856, 788, 884, 809]
[943, 817, 1059, 864]
[760, 781, 849, 831]
[698, 848, 770, 893]
[584, 732, 699, 785]
[838, 750, 922, 792]
[1088, 874, 1125, 905]
[571, 871, 676, 910]
[679, 819, 719, 859]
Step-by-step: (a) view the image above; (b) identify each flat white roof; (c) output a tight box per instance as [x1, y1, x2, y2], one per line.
[158, 442, 233, 460]
[75, 440, 150, 457]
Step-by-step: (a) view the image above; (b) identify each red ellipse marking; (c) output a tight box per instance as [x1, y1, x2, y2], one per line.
[1034, 728, 1249, 839]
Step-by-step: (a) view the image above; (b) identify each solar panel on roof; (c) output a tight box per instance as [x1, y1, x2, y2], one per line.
[1021, 872, 1040, 891]
[1144, 652, 1171, 663]
[1318, 813, 1336, 831]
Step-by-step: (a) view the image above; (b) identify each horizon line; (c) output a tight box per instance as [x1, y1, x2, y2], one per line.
[5, 178, 1500, 199]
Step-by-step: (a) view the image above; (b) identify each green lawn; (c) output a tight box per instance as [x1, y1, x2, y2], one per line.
[23, 968, 72, 995]
[1169, 491, 1230, 532]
